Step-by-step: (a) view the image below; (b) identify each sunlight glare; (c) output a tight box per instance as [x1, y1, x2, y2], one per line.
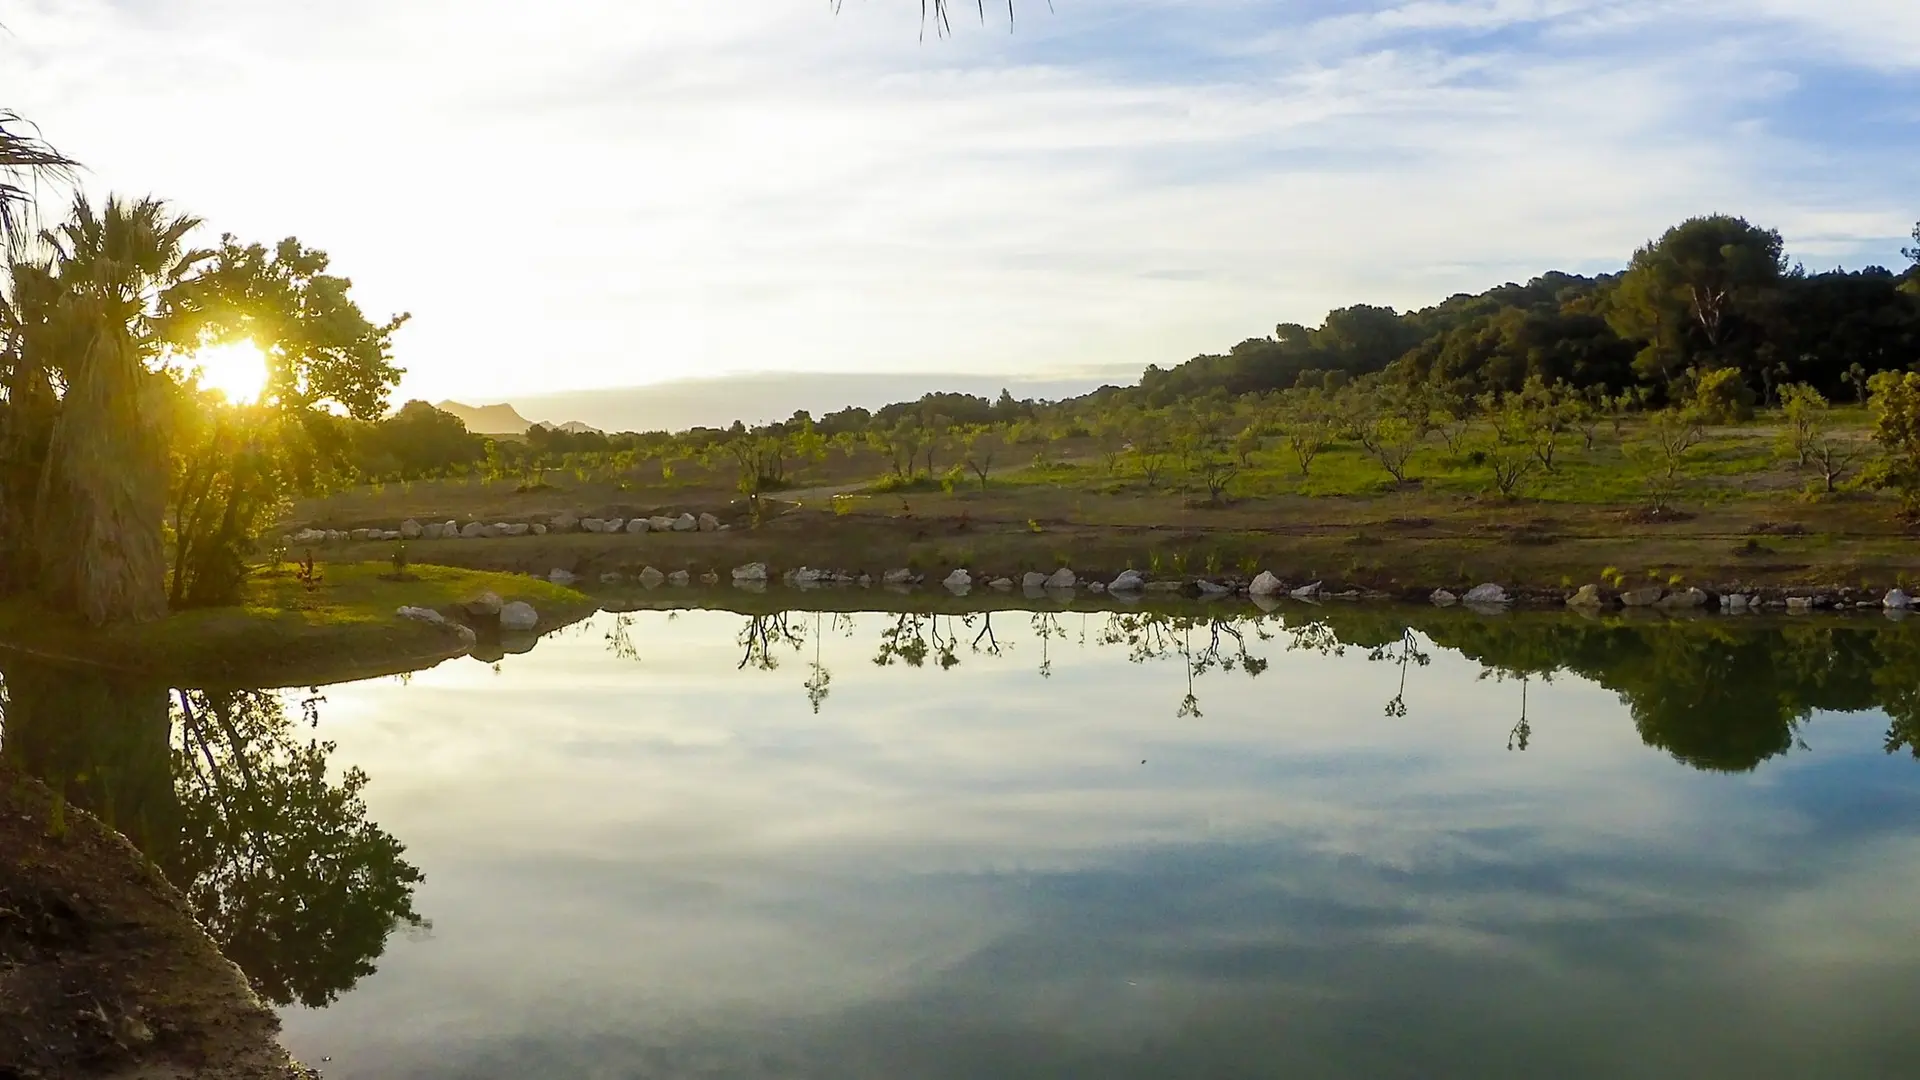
[190, 340, 270, 404]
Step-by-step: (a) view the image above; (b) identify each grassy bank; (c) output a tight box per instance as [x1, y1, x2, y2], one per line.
[307, 497, 1917, 600]
[0, 563, 593, 687]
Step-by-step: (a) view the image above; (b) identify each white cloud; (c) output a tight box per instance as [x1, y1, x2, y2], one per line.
[3, 0, 1914, 403]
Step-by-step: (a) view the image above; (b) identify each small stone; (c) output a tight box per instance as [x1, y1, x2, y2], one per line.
[1786, 596, 1815, 613]
[700, 571, 720, 584]
[990, 577, 1015, 590]
[1197, 579, 1232, 596]
[460, 521, 488, 539]
[1621, 586, 1664, 607]
[1109, 569, 1145, 592]
[1431, 589, 1458, 607]
[944, 569, 973, 590]
[401, 518, 423, 540]
[638, 567, 666, 587]
[600, 572, 624, 584]
[548, 568, 577, 585]
[698, 513, 721, 531]
[1045, 568, 1077, 590]
[396, 605, 445, 625]
[1022, 572, 1049, 590]
[350, 528, 370, 542]
[461, 591, 503, 618]
[1657, 587, 1708, 609]
[582, 517, 606, 533]
[1088, 582, 1107, 593]
[1290, 581, 1323, 601]
[499, 601, 539, 632]
[1249, 571, 1284, 597]
[648, 516, 675, 531]
[667, 570, 691, 586]
[883, 568, 915, 585]
[1726, 594, 1750, 612]
[1885, 588, 1913, 610]
[672, 513, 697, 532]
[532, 523, 547, 536]
[604, 518, 625, 533]
[732, 562, 768, 582]
[626, 518, 650, 534]
[1567, 584, 1605, 609]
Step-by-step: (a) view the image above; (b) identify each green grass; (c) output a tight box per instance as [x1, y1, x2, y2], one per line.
[0, 563, 592, 688]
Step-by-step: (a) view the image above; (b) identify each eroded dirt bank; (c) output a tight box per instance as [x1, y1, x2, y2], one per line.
[0, 768, 308, 1080]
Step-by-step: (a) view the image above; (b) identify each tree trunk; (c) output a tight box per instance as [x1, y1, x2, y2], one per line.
[34, 320, 169, 625]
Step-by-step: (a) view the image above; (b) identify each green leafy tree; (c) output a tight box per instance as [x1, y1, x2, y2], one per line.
[1865, 370, 1920, 516]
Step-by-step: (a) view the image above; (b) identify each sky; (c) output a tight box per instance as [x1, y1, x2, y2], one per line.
[5, 0, 1919, 406]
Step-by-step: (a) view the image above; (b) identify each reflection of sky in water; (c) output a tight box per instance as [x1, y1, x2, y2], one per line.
[280, 611, 1920, 1079]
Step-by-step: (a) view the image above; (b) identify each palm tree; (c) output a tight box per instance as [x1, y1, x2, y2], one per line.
[0, 110, 76, 247]
[18, 195, 206, 624]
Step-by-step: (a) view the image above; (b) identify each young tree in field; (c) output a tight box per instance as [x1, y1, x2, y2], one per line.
[1194, 449, 1238, 504]
[1805, 430, 1863, 494]
[1776, 383, 1828, 467]
[1477, 394, 1538, 498]
[961, 429, 997, 490]
[1127, 413, 1171, 487]
[1516, 376, 1581, 473]
[1430, 387, 1475, 454]
[1092, 414, 1129, 475]
[1277, 387, 1335, 477]
[1865, 370, 1920, 517]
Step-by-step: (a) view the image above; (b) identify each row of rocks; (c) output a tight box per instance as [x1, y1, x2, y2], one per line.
[396, 591, 542, 636]
[288, 511, 724, 547]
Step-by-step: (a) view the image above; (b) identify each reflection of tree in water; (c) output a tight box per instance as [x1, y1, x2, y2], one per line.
[1099, 614, 1271, 718]
[717, 605, 1920, 772]
[0, 659, 426, 1009]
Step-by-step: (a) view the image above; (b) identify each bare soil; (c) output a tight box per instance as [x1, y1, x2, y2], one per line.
[0, 770, 308, 1080]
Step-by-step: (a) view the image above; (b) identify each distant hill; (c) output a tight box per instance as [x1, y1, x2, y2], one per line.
[506, 368, 1141, 435]
[435, 400, 533, 435]
[554, 420, 604, 435]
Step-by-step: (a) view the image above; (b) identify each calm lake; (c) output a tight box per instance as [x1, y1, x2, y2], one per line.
[7, 602, 1920, 1079]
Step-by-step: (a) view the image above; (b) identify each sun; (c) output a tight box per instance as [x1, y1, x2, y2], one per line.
[188, 340, 270, 404]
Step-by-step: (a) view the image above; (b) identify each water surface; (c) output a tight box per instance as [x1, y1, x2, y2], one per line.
[6, 605, 1920, 1078]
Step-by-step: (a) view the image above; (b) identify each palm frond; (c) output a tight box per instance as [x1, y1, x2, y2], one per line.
[0, 110, 79, 250]
[830, 0, 1032, 38]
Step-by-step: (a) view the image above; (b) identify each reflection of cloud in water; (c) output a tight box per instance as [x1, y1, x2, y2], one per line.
[283, 611, 1920, 1078]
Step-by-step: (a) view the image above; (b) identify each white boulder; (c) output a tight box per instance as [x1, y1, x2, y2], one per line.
[626, 518, 650, 534]
[1290, 581, 1323, 601]
[401, 519, 423, 540]
[1885, 588, 1913, 610]
[460, 522, 489, 539]
[1045, 568, 1077, 590]
[732, 562, 769, 582]
[883, 568, 915, 585]
[532, 523, 547, 536]
[648, 516, 675, 531]
[1248, 571, 1284, 597]
[604, 518, 626, 533]
[1464, 583, 1510, 606]
[395, 605, 445, 625]
[499, 601, 539, 632]
[1109, 569, 1146, 592]
[943, 569, 973, 590]
[582, 518, 606, 533]
[548, 568, 577, 585]
[638, 567, 666, 588]
[1786, 596, 1815, 613]
[1431, 589, 1459, 606]
[673, 513, 697, 532]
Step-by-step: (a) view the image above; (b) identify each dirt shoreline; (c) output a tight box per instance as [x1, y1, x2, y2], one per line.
[0, 768, 310, 1080]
